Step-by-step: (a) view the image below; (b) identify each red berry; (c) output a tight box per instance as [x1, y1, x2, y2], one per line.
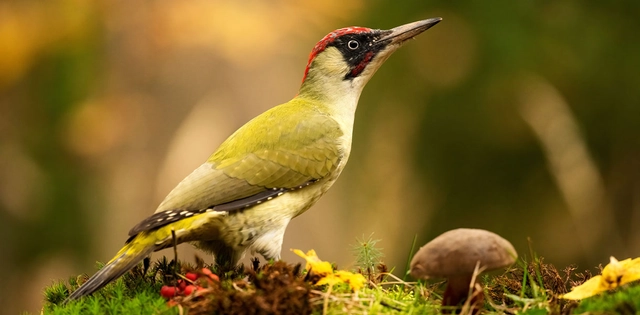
[202, 268, 219, 282]
[183, 285, 197, 295]
[185, 272, 198, 282]
[160, 285, 177, 298]
[208, 273, 220, 282]
[177, 279, 187, 291]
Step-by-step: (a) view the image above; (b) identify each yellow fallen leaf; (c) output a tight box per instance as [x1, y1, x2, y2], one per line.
[601, 257, 640, 289]
[562, 256, 640, 300]
[292, 249, 366, 291]
[335, 270, 367, 291]
[292, 249, 333, 277]
[561, 276, 603, 300]
[316, 274, 342, 287]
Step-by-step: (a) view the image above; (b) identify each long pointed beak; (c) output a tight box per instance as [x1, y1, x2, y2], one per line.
[378, 17, 442, 45]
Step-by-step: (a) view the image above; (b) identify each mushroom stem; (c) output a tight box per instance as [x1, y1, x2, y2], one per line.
[442, 274, 483, 314]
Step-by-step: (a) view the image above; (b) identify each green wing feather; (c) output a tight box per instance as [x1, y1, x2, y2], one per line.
[155, 99, 343, 213]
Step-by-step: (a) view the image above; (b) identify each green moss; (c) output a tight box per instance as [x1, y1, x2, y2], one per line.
[44, 287, 174, 315]
[311, 282, 440, 315]
[573, 283, 640, 314]
[42, 261, 176, 315]
[46, 290, 173, 315]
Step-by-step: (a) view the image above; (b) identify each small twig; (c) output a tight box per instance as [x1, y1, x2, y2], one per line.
[143, 257, 151, 277]
[484, 291, 517, 315]
[323, 284, 332, 315]
[379, 272, 417, 287]
[469, 261, 487, 293]
[309, 289, 376, 314]
[459, 262, 487, 315]
[172, 229, 179, 277]
[232, 282, 246, 292]
[377, 281, 415, 286]
[181, 287, 213, 303]
[380, 300, 404, 311]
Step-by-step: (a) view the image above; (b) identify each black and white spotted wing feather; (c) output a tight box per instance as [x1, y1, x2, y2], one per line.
[127, 179, 318, 239]
[128, 188, 286, 238]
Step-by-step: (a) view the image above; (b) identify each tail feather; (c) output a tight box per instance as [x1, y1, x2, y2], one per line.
[65, 236, 156, 302]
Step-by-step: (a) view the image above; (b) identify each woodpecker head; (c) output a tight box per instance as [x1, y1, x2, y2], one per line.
[298, 18, 442, 101]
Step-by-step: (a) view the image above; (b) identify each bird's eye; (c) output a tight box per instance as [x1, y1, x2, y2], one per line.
[347, 40, 360, 50]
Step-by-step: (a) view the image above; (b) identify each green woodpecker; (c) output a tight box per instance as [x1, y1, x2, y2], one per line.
[66, 17, 441, 300]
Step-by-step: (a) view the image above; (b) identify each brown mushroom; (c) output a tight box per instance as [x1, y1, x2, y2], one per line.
[410, 228, 517, 313]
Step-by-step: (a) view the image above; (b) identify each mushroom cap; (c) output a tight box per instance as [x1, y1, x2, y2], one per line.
[410, 228, 517, 279]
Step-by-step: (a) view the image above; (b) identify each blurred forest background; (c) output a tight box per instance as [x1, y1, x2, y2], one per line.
[1, 0, 639, 313]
